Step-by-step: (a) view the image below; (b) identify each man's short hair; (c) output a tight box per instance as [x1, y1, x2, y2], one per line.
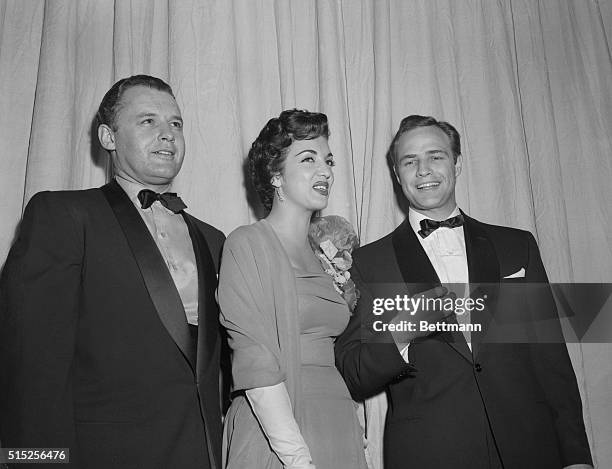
[96, 75, 175, 130]
[388, 115, 461, 166]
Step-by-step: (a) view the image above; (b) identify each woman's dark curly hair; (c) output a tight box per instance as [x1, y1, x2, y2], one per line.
[249, 109, 329, 212]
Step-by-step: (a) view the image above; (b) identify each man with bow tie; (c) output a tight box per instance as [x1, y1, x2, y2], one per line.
[335, 115, 592, 468]
[0, 75, 224, 468]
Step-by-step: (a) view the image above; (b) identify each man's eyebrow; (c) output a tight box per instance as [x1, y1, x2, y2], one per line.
[135, 112, 183, 121]
[397, 149, 448, 160]
[398, 153, 417, 160]
[399, 149, 447, 157]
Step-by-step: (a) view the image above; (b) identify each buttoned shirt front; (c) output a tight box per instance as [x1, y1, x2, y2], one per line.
[399, 206, 471, 360]
[116, 176, 199, 325]
[408, 206, 469, 289]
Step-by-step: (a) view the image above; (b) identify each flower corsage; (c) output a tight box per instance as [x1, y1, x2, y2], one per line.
[308, 215, 360, 311]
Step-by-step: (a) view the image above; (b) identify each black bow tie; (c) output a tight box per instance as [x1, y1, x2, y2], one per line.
[137, 189, 187, 213]
[418, 214, 464, 238]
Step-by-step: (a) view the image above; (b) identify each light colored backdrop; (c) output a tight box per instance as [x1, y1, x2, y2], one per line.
[1, 1, 611, 466]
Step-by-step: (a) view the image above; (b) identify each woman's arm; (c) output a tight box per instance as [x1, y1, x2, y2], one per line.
[219, 228, 313, 467]
[246, 383, 315, 469]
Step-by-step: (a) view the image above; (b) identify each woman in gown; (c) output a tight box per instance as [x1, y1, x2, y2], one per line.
[218, 109, 368, 469]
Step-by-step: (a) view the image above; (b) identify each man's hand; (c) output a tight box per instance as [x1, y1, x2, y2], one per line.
[389, 286, 456, 346]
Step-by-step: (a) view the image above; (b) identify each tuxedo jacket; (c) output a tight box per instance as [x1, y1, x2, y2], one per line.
[335, 213, 592, 469]
[0, 180, 224, 469]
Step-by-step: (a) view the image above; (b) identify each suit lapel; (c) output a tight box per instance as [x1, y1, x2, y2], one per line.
[392, 219, 473, 362]
[181, 213, 219, 381]
[101, 181, 197, 372]
[462, 212, 500, 358]
[392, 219, 439, 292]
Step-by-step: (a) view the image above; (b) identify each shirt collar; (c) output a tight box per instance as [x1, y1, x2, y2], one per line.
[115, 175, 173, 211]
[408, 206, 461, 237]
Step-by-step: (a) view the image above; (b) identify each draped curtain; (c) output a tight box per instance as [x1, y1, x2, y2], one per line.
[1, 0, 610, 466]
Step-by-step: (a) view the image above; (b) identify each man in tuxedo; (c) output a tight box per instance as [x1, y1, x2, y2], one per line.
[0, 75, 224, 468]
[335, 115, 593, 468]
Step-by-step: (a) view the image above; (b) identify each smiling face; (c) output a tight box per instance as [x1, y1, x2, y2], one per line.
[98, 85, 185, 189]
[274, 136, 335, 213]
[394, 125, 462, 219]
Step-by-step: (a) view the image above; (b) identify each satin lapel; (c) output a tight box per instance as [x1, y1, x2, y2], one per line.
[392, 219, 472, 362]
[462, 213, 500, 358]
[181, 213, 219, 382]
[391, 219, 439, 293]
[101, 181, 197, 371]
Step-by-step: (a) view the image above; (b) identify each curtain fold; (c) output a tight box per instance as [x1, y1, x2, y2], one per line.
[1, 0, 610, 466]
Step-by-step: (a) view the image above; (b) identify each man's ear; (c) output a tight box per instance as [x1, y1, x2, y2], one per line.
[454, 154, 463, 177]
[98, 124, 116, 151]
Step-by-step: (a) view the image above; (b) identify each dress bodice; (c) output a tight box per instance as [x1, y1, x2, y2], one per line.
[295, 269, 349, 367]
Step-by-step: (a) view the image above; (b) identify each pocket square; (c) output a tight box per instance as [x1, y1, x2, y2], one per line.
[504, 267, 525, 279]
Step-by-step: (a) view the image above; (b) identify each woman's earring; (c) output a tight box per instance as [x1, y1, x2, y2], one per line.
[275, 186, 285, 202]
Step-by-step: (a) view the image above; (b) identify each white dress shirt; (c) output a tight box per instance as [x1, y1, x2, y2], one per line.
[399, 206, 471, 360]
[408, 207, 469, 291]
[116, 176, 199, 325]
